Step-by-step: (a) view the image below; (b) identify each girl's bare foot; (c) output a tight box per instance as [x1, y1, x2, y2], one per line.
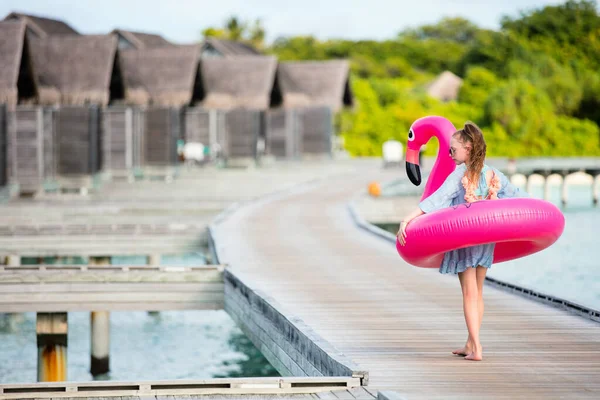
[452, 337, 473, 356]
[452, 345, 472, 356]
[464, 344, 483, 361]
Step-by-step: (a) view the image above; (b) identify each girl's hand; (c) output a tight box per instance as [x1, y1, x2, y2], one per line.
[397, 221, 408, 246]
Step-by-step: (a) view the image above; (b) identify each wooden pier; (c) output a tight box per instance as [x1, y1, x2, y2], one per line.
[1, 159, 599, 399]
[0, 161, 375, 399]
[211, 161, 600, 399]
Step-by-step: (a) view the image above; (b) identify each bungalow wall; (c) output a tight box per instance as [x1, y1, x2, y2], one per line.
[0, 105, 6, 187]
[55, 106, 101, 175]
[7, 106, 56, 193]
[184, 108, 215, 146]
[102, 106, 144, 172]
[221, 109, 261, 160]
[265, 106, 332, 158]
[300, 106, 332, 155]
[143, 107, 181, 166]
[265, 109, 301, 159]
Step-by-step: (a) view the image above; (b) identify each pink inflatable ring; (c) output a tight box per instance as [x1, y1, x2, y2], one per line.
[396, 116, 565, 268]
[396, 197, 565, 268]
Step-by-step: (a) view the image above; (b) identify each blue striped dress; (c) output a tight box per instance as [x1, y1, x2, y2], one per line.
[418, 164, 528, 274]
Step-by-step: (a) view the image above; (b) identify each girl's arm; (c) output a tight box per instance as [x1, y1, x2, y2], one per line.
[397, 166, 464, 245]
[494, 168, 529, 198]
[397, 207, 424, 245]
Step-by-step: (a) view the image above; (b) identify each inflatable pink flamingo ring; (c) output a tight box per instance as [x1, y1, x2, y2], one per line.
[396, 116, 565, 269]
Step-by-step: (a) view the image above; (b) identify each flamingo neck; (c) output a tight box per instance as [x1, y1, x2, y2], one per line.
[420, 133, 456, 201]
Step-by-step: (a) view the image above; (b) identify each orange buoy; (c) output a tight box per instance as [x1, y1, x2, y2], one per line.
[368, 182, 381, 197]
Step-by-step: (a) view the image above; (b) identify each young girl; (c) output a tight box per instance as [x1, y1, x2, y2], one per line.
[397, 122, 527, 361]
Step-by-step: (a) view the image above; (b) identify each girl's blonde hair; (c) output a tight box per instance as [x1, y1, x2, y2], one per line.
[453, 121, 486, 184]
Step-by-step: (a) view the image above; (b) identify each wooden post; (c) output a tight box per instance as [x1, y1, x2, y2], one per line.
[6, 254, 20, 266]
[543, 175, 550, 201]
[37, 312, 67, 382]
[593, 175, 600, 206]
[147, 254, 161, 315]
[147, 254, 160, 266]
[90, 256, 110, 266]
[561, 176, 569, 206]
[90, 311, 110, 376]
[125, 108, 133, 170]
[209, 109, 217, 157]
[3, 256, 23, 327]
[89, 255, 112, 371]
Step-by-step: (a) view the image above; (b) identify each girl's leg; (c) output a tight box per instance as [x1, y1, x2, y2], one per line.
[475, 266, 487, 333]
[453, 270, 473, 355]
[462, 267, 483, 361]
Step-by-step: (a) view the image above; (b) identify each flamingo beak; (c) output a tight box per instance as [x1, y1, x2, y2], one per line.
[405, 148, 421, 186]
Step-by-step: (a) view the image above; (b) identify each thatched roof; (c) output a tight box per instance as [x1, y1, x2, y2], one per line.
[199, 56, 277, 110]
[276, 60, 353, 111]
[120, 44, 200, 106]
[4, 12, 78, 38]
[426, 71, 463, 102]
[29, 35, 118, 106]
[201, 38, 261, 57]
[0, 20, 27, 106]
[112, 29, 173, 49]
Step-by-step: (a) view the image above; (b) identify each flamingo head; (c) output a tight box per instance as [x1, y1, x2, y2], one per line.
[405, 116, 456, 186]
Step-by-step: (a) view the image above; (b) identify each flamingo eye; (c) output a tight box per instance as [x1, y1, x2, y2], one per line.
[408, 129, 415, 142]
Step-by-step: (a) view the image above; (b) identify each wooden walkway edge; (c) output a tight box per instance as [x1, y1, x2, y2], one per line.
[209, 224, 368, 385]
[0, 377, 365, 399]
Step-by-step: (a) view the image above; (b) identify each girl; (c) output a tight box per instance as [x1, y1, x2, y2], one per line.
[397, 121, 527, 361]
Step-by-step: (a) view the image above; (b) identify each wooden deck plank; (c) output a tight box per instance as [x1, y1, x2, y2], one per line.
[212, 165, 600, 399]
[0, 267, 224, 312]
[0, 162, 357, 258]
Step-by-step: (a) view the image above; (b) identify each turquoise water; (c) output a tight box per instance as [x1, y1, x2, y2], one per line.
[0, 252, 278, 383]
[378, 182, 600, 311]
[486, 183, 600, 311]
[0, 310, 278, 383]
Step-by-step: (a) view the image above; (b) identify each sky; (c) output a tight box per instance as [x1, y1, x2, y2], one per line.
[0, 0, 570, 44]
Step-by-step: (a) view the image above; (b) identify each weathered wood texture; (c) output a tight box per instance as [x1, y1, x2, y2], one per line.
[0, 104, 6, 187]
[184, 108, 223, 151]
[300, 107, 331, 155]
[222, 268, 367, 383]
[0, 223, 206, 236]
[0, 376, 362, 399]
[0, 265, 224, 312]
[55, 106, 101, 175]
[102, 107, 144, 172]
[0, 234, 203, 256]
[265, 109, 300, 159]
[211, 165, 600, 399]
[0, 160, 355, 258]
[221, 109, 260, 159]
[264, 107, 332, 159]
[7, 106, 56, 191]
[144, 107, 180, 166]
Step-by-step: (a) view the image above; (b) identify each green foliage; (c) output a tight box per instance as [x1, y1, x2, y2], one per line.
[483, 79, 555, 139]
[269, 36, 328, 60]
[574, 65, 600, 124]
[264, 0, 600, 157]
[202, 16, 266, 50]
[339, 78, 483, 157]
[401, 17, 481, 44]
[397, 37, 468, 73]
[501, 0, 600, 48]
[458, 67, 500, 105]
